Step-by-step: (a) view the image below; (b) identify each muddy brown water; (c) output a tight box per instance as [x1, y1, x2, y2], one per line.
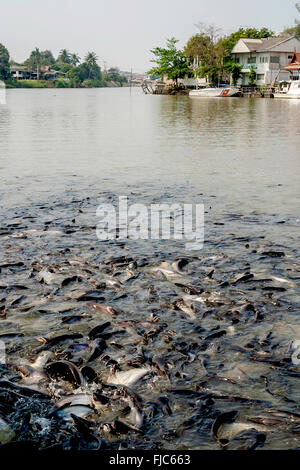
[0, 88, 299, 450]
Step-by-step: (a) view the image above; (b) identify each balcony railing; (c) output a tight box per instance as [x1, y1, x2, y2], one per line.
[241, 64, 257, 71]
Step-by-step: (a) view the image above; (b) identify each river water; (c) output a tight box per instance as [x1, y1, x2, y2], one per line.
[1, 88, 299, 213]
[0, 88, 299, 450]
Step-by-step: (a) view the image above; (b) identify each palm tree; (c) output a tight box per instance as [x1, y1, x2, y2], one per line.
[58, 49, 71, 64]
[70, 53, 80, 67]
[84, 51, 98, 78]
[30, 47, 41, 79]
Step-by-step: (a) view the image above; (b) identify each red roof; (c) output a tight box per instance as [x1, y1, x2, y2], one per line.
[282, 49, 300, 71]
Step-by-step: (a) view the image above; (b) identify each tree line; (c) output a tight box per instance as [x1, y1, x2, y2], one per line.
[148, 4, 300, 86]
[0, 46, 127, 88]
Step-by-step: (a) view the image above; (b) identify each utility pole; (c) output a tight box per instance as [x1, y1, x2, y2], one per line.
[130, 67, 132, 95]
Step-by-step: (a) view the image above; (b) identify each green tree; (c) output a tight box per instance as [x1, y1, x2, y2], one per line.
[185, 25, 275, 85]
[82, 78, 103, 88]
[107, 67, 127, 86]
[40, 50, 55, 65]
[186, 30, 226, 84]
[57, 49, 71, 64]
[55, 78, 70, 88]
[148, 38, 189, 85]
[76, 62, 90, 81]
[184, 34, 214, 66]
[66, 67, 82, 87]
[196, 64, 222, 85]
[70, 53, 80, 66]
[84, 52, 101, 79]
[27, 47, 41, 79]
[24, 49, 55, 70]
[282, 3, 300, 38]
[220, 27, 275, 60]
[248, 68, 257, 85]
[224, 61, 242, 85]
[282, 25, 300, 37]
[54, 63, 72, 74]
[0, 43, 10, 80]
[296, 3, 300, 38]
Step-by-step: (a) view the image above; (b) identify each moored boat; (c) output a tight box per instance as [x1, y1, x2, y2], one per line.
[189, 86, 240, 97]
[274, 49, 300, 99]
[274, 80, 300, 99]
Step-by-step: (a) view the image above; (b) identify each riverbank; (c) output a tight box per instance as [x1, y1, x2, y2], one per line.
[4, 79, 127, 89]
[143, 85, 275, 97]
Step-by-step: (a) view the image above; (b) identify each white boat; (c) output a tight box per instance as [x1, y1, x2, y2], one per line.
[274, 80, 300, 99]
[189, 86, 240, 98]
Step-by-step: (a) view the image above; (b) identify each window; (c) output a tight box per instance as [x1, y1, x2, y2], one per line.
[247, 57, 256, 64]
[259, 57, 268, 63]
[270, 56, 280, 63]
[234, 57, 240, 63]
[256, 74, 264, 80]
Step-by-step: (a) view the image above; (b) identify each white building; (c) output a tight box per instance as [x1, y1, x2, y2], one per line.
[231, 36, 300, 86]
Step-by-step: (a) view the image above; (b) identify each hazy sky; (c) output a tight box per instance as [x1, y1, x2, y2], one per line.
[0, 0, 298, 72]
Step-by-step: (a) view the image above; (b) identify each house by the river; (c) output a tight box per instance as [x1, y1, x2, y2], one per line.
[10, 65, 65, 81]
[231, 36, 300, 85]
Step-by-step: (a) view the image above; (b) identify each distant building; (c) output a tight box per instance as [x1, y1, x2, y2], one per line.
[128, 72, 148, 86]
[120, 71, 132, 79]
[131, 73, 147, 81]
[231, 36, 300, 85]
[40, 66, 63, 80]
[107, 67, 120, 75]
[10, 65, 36, 80]
[10, 64, 64, 81]
[161, 74, 207, 88]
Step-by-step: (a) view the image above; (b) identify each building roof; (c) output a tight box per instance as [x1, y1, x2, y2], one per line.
[257, 37, 290, 51]
[10, 65, 30, 72]
[232, 36, 298, 53]
[282, 49, 300, 71]
[10, 64, 64, 76]
[238, 38, 264, 51]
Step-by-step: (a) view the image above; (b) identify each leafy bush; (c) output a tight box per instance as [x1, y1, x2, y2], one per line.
[82, 79, 104, 88]
[224, 62, 242, 85]
[17, 80, 47, 88]
[259, 85, 266, 96]
[55, 78, 71, 88]
[248, 68, 257, 85]
[0, 43, 10, 81]
[4, 78, 20, 88]
[148, 38, 189, 85]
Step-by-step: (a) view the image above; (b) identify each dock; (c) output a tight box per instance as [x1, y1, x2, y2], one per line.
[141, 81, 165, 94]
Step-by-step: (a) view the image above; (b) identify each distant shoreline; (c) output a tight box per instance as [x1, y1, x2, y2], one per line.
[5, 80, 130, 89]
